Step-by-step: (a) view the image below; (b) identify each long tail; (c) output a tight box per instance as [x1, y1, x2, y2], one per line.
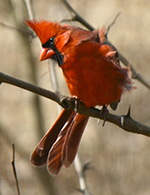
[30, 109, 89, 175]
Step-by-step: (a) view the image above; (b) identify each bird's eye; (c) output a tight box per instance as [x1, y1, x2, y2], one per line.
[49, 37, 55, 44]
[42, 37, 55, 48]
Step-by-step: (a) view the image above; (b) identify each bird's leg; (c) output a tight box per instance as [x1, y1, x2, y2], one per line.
[101, 106, 109, 126]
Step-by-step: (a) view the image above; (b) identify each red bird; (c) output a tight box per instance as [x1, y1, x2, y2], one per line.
[26, 20, 133, 175]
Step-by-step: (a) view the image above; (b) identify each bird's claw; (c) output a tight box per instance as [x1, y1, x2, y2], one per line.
[101, 106, 109, 126]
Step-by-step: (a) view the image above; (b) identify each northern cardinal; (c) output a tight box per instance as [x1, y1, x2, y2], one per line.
[26, 20, 133, 175]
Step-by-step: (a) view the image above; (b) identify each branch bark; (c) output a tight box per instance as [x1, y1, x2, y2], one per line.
[1, 71, 150, 137]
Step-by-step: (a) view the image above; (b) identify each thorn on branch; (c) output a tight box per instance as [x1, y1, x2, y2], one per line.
[126, 105, 131, 117]
[120, 106, 131, 126]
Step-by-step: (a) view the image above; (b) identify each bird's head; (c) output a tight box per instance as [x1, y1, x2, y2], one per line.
[26, 20, 72, 66]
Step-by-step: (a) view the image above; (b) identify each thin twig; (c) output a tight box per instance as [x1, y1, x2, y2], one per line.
[60, 0, 150, 90]
[48, 60, 62, 113]
[119, 54, 150, 89]
[74, 154, 92, 195]
[0, 22, 34, 37]
[23, 0, 34, 20]
[106, 12, 121, 37]
[60, 0, 94, 31]
[23, 0, 36, 38]
[49, 61, 60, 93]
[11, 144, 21, 195]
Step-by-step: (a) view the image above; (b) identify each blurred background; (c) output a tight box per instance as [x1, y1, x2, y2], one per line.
[0, 0, 150, 194]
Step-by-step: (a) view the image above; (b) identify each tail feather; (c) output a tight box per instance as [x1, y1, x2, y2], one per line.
[47, 113, 88, 175]
[30, 109, 73, 166]
[47, 111, 75, 175]
[31, 108, 89, 175]
[62, 114, 89, 167]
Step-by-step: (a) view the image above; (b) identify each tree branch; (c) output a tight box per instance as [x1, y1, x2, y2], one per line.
[0, 72, 61, 104]
[60, 0, 94, 31]
[1, 71, 150, 137]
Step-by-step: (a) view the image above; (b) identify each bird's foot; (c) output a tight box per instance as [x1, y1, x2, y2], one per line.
[60, 96, 84, 112]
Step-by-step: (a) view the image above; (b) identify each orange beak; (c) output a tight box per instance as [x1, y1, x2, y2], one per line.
[39, 48, 56, 61]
